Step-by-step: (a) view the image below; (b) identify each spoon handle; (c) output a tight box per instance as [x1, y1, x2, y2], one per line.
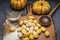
[48, 3, 60, 17]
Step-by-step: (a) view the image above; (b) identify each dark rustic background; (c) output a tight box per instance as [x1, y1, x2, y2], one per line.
[0, 0, 60, 40]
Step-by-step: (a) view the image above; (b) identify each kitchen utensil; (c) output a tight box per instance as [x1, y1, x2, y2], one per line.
[39, 3, 60, 26]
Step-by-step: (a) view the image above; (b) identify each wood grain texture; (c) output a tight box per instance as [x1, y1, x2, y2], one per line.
[3, 5, 56, 40]
[3, 14, 56, 40]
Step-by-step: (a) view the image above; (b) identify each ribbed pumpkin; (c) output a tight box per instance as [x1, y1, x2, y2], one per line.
[10, 0, 27, 9]
[33, 0, 50, 15]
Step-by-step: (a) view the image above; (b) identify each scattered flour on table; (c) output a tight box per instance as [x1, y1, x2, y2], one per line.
[3, 30, 20, 40]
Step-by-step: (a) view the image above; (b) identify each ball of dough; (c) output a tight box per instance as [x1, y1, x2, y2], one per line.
[33, 31, 39, 38]
[31, 23, 36, 27]
[28, 20, 33, 22]
[34, 26, 39, 31]
[22, 25, 26, 29]
[45, 31, 50, 37]
[36, 23, 41, 28]
[37, 29, 41, 34]
[26, 22, 32, 27]
[19, 20, 24, 25]
[33, 20, 38, 24]
[18, 32, 23, 38]
[24, 32, 30, 37]
[30, 26, 34, 30]
[41, 27, 46, 32]
[22, 29, 26, 34]
[29, 30, 34, 34]
[9, 26, 15, 32]
[28, 16, 34, 20]
[26, 28, 30, 32]
[26, 21, 35, 27]
[24, 37, 29, 40]
[29, 34, 34, 40]
[17, 27, 23, 32]
[23, 20, 28, 24]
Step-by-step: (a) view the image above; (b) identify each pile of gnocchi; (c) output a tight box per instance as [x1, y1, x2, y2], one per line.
[9, 16, 50, 40]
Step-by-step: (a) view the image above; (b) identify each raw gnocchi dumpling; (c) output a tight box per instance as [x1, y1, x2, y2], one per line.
[29, 30, 34, 34]
[45, 31, 50, 37]
[33, 20, 38, 24]
[26, 22, 32, 27]
[26, 28, 30, 31]
[37, 29, 41, 34]
[22, 25, 27, 29]
[29, 34, 34, 40]
[34, 26, 39, 31]
[22, 29, 26, 34]
[18, 32, 23, 38]
[19, 20, 24, 25]
[24, 32, 29, 37]
[17, 27, 23, 32]
[28, 20, 33, 22]
[30, 26, 34, 30]
[41, 27, 46, 32]
[28, 16, 34, 20]
[9, 26, 15, 32]
[24, 37, 29, 40]
[23, 20, 28, 24]
[33, 31, 39, 38]
[36, 23, 41, 28]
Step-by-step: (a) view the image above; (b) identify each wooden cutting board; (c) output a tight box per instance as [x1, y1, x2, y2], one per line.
[3, 5, 56, 40]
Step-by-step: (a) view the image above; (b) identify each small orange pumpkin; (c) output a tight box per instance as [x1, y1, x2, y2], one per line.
[33, 0, 50, 15]
[10, 0, 27, 9]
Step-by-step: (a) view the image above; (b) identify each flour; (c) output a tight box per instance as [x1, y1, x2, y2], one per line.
[3, 30, 20, 40]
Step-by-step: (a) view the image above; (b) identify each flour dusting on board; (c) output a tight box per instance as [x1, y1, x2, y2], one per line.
[3, 30, 19, 40]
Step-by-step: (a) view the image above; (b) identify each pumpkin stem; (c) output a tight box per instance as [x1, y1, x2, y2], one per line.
[41, 3, 43, 6]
